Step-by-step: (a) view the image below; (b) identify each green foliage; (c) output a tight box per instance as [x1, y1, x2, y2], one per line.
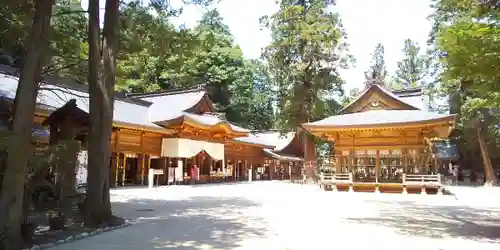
[340, 87, 360, 106]
[261, 0, 351, 131]
[368, 43, 388, 83]
[432, 0, 500, 120]
[0, 1, 33, 67]
[393, 39, 429, 89]
[0, 0, 88, 81]
[117, 5, 275, 129]
[116, 1, 200, 91]
[1, 0, 273, 129]
[429, 0, 500, 158]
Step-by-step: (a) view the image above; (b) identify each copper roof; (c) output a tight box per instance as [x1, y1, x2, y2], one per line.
[303, 110, 455, 129]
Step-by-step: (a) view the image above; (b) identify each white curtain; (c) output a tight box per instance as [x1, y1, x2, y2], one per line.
[176, 159, 184, 181]
[168, 168, 175, 183]
[161, 138, 225, 160]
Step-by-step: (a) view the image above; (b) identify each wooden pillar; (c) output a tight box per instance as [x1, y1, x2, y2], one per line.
[375, 150, 380, 183]
[109, 156, 116, 187]
[335, 150, 341, 173]
[183, 158, 187, 179]
[146, 155, 151, 185]
[164, 157, 169, 185]
[270, 159, 274, 180]
[403, 148, 408, 173]
[234, 158, 238, 180]
[348, 149, 354, 173]
[244, 160, 248, 180]
[416, 149, 421, 173]
[141, 154, 146, 185]
[136, 155, 143, 184]
[115, 152, 120, 187]
[121, 154, 127, 186]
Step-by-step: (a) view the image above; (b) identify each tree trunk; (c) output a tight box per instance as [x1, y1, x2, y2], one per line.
[84, 0, 119, 228]
[100, 0, 120, 220]
[0, 0, 53, 248]
[477, 125, 497, 186]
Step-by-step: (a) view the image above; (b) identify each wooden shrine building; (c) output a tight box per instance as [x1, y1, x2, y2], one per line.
[236, 131, 317, 181]
[302, 77, 456, 193]
[125, 87, 274, 185]
[0, 64, 285, 188]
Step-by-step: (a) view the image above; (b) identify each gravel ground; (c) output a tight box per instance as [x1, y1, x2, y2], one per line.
[52, 182, 500, 250]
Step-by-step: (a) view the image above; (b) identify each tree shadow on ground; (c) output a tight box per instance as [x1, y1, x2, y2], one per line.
[345, 199, 500, 243]
[69, 196, 268, 250]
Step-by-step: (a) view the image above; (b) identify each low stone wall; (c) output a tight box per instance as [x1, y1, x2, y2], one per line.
[24, 220, 131, 250]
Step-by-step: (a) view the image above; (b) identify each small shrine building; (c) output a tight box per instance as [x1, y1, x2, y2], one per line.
[302, 78, 456, 193]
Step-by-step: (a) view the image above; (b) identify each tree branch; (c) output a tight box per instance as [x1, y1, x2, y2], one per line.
[53, 10, 87, 17]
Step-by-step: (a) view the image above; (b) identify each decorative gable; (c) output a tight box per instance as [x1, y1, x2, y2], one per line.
[339, 84, 421, 114]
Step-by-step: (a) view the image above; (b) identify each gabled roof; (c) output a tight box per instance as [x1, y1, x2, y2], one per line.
[129, 86, 252, 135]
[235, 131, 304, 161]
[250, 131, 296, 152]
[131, 88, 208, 122]
[0, 65, 249, 137]
[128, 85, 213, 120]
[338, 84, 421, 114]
[161, 112, 249, 134]
[303, 110, 455, 130]
[233, 133, 276, 148]
[263, 149, 303, 162]
[0, 72, 164, 131]
[42, 99, 89, 127]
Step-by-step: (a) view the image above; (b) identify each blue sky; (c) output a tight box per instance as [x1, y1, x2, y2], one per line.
[83, 0, 433, 91]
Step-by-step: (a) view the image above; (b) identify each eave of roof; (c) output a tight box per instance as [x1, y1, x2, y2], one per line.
[126, 85, 206, 98]
[233, 133, 276, 148]
[135, 90, 208, 122]
[263, 148, 303, 162]
[303, 110, 456, 131]
[155, 112, 249, 136]
[128, 85, 214, 112]
[338, 84, 421, 114]
[0, 72, 169, 133]
[249, 131, 296, 152]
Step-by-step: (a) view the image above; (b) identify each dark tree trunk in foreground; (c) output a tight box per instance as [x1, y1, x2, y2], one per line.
[477, 124, 498, 186]
[0, 0, 54, 248]
[84, 0, 120, 227]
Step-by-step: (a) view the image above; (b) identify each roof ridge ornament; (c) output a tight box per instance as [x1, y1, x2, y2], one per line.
[364, 69, 385, 88]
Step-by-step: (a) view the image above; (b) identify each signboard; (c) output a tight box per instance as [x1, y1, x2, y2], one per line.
[151, 169, 164, 175]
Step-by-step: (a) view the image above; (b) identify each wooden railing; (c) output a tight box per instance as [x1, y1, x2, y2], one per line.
[320, 172, 333, 182]
[402, 173, 441, 187]
[320, 173, 353, 184]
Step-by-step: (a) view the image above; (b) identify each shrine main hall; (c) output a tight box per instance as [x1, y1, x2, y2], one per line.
[303, 80, 455, 194]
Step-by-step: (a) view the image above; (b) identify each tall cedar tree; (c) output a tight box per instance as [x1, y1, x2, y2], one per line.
[0, 0, 54, 248]
[393, 39, 429, 89]
[84, 0, 119, 227]
[261, 0, 351, 131]
[367, 43, 387, 86]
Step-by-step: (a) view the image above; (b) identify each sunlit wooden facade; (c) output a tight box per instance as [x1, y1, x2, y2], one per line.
[303, 83, 456, 193]
[0, 65, 281, 187]
[236, 131, 317, 181]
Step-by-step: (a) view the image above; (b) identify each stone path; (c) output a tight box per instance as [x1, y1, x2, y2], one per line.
[52, 182, 500, 250]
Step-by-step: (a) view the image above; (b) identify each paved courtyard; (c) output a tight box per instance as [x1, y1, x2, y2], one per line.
[54, 182, 500, 250]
